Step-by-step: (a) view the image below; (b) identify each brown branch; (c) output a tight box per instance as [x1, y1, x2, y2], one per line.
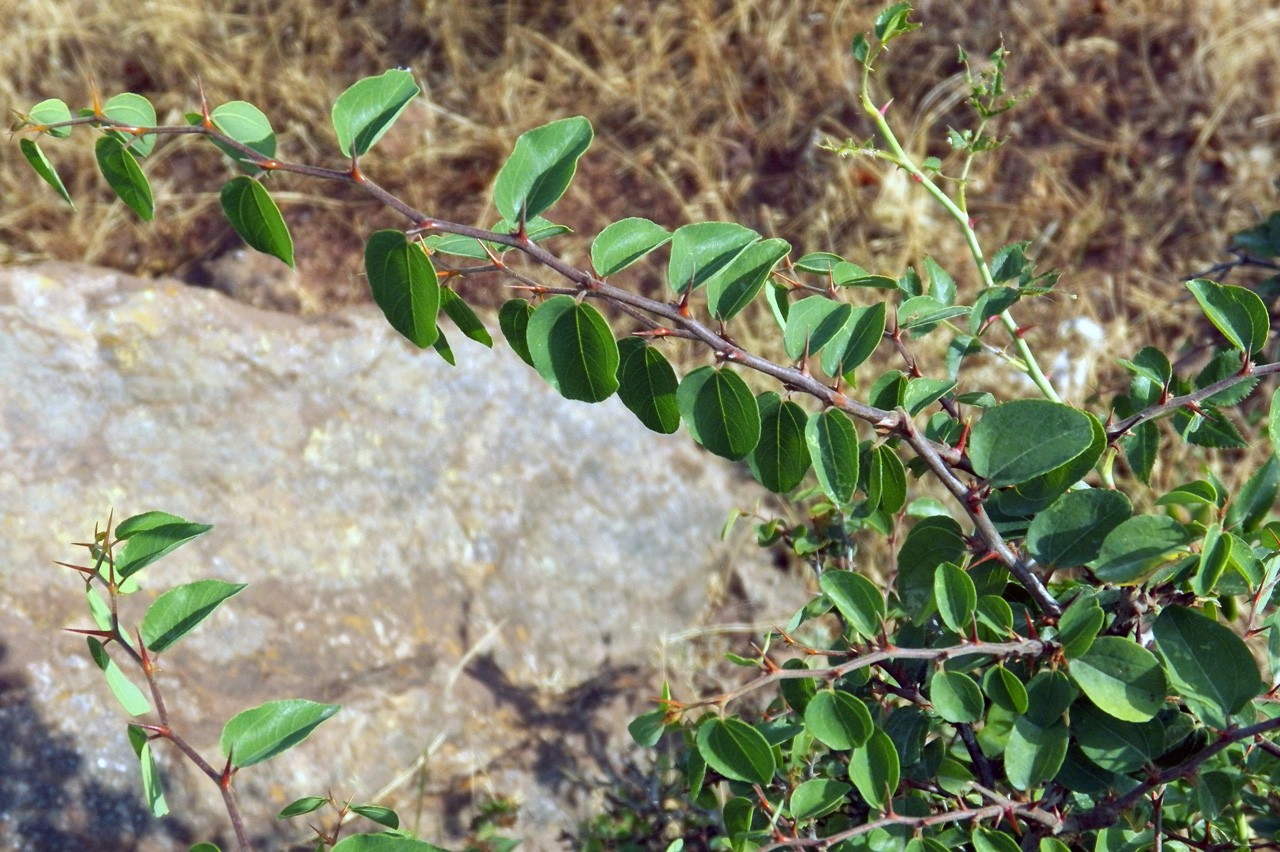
[1107, 361, 1280, 443]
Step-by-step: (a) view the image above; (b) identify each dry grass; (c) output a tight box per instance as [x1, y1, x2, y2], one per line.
[4, 2, 1280, 456]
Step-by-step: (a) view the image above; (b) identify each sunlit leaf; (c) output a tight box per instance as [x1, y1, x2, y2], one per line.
[364, 230, 440, 348]
[677, 366, 761, 460]
[140, 579, 247, 653]
[220, 176, 294, 267]
[95, 137, 153, 221]
[526, 295, 619, 402]
[493, 115, 593, 222]
[331, 69, 420, 157]
[220, 699, 341, 768]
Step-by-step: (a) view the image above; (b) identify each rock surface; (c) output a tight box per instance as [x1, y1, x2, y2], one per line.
[0, 263, 809, 852]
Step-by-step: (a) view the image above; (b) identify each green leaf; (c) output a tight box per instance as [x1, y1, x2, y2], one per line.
[527, 296, 619, 402]
[1069, 636, 1167, 722]
[1194, 350, 1258, 406]
[494, 115, 593, 221]
[789, 778, 852, 821]
[969, 400, 1095, 488]
[364, 230, 440, 348]
[28, 97, 73, 137]
[220, 699, 341, 768]
[1270, 386, 1280, 459]
[140, 579, 247, 653]
[438, 287, 492, 347]
[874, 1, 918, 43]
[19, 139, 75, 209]
[1155, 479, 1219, 507]
[990, 241, 1031, 283]
[615, 338, 680, 434]
[821, 302, 886, 377]
[1026, 489, 1132, 568]
[127, 725, 169, 817]
[88, 638, 150, 716]
[209, 100, 276, 173]
[1124, 421, 1159, 484]
[748, 392, 810, 492]
[1117, 346, 1172, 388]
[898, 295, 968, 335]
[1057, 594, 1105, 659]
[1004, 717, 1068, 790]
[103, 92, 157, 157]
[628, 708, 667, 748]
[970, 287, 1020, 335]
[1024, 670, 1075, 727]
[1090, 515, 1191, 584]
[330, 833, 450, 852]
[870, 445, 907, 515]
[1232, 211, 1280, 257]
[922, 256, 957, 306]
[95, 137, 153, 221]
[677, 366, 761, 460]
[785, 297, 852, 361]
[189, 844, 222, 852]
[498, 299, 536, 367]
[930, 669, 984, 723]
[278, 796, 328, 819]
[819, 569, 885, 641]
[904, 378, 956, 416]
[114, 512, 213, 580]
[331, 69, 420, 158]
[1152, 605, 1262, 729]
[1191, 523, 1231, 597]
[849, 728, 899, 810]
[219, 176, 295, 267]
[707, 238, 791, 321]
[1225, 454, 1280, 533]
[590, 217, 671, 277]
[832, 261, 896, 289]
[430, 327, 455, 365]
[983, 666, 1029, 714]
[1071, 700, 1164, 773]
[667, 222, 758, 293]
[805, 408, 859, 505]
[350, 805, 399, 829]
[1186, 278, 1269, 357]
[934, 563, 976, 634]
[795, 252, 844, 274]
[696, 717, 774, 785]
[804, 689, 873, 750]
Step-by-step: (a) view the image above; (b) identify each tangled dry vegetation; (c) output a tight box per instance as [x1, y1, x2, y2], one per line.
[3, 0, 1280, 488]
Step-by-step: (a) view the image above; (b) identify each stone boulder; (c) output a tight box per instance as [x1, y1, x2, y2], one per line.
[0, 263, 809, 851]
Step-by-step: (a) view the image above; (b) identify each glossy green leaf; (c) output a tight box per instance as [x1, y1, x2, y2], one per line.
[127, 725, 169, 817]
[628, 708, 667, 748]
[976, 593, 1016, 641]
[350, 805, 399, 829]
[696, 717, 774, 786]
[1071, 700, 1163, 773]
[95, 137, 153, 221]
[331, 69, 420, 158]
[983, 665, 1029, 714]
[794, 252, 843, 274]
[189, 844, 222, 852]
[805, 408, 859, 505]
[28, 97, 73, 137]
[903, 377, 956, 416]
[114, 512, 213, 580]
[748, 392, 810, 492]
[1004, 717, 1068, 791]
[209, 100, 276, 173]
[1090, 515, 1191, 584]
[1152, 605, 1262, 729]
[969, 400, 1094, 488]
[1187, 277, 1269, 357]
[849, 728, 898, 810]
[667, 222, 758, 293]
[20, 139, 75, 209]
[820, 303, 886, 378]
[1117, 346, 1172, 388]
[103, 92, 157, 157]
[88, 638, 150, 716]
[707, 238, 790, 321]
[922, 256, 956, 306]
[220, 176, 295, 267]
[870, 445, 907, 515]
[1155, 479, 1219, 507]
[779, 659, 817, 715]
[494, 116, 592, 221]
[526, 296, 619, 402]
[934, 563, 976, 634]
[930, 669, 984, 723]
[498, 299, 536, 367]
[615, 338, 680, 434]
[278, 796, 328, 818]
[804, 689, 873, 750]
[1057, 594, 1105, 659]
[1225, 454, 1280, 533]
[784, 296, 852, 360]
[431, 327, 455, 365]
[1124, 421, 1158, 485]
[1024, 670, 1075, 727]
[220, 698, 341, 768]
[140, 579, 247, 653]
[1194, 350, 1258, 406]
[789, 778, 852, 821]
[677, 366, 761, 460]
[438, 286, 492, 347]
[819, 569, 885, 641]
[970, 287, 1020, 334]
[1191, 523, 1231, 597]
[364, 230, 440, 348]
[832, 261, 896, 289]
[1069, 636, 1167, 722]
[590, 217, 671, 277]
[330, 833, 450, 852]
[898, 295, 968, 334]
[1026, 489, 1132, 568]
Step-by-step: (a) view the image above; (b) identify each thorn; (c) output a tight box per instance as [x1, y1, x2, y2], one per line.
[632, 327, 676, 339]
[1014, 324, 1036, 339]
[220, 752, 235, 789]
[478, 241, 507, 270]
[198, 77, 212, 128]
[54, 560, 96, 577]
[89, 75, 102, 117]
[64, 627, 114, 639]
[878, 98, 894, 117]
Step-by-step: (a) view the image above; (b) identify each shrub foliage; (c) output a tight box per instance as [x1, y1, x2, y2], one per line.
[21, 4, 1280, 852]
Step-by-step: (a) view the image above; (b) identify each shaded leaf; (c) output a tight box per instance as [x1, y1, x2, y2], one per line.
[784, 296, 852, 360]
[1152, 605, 1262, 729]
[364, 230, 440, 348]
[438, 286, 492, 347]
[1057, 594, 1105, 659]
[1072, 700, 1164, 773]
[330, 833, 450, 852]
[849, 728, 898, 810]
[95, 137, 153, 221]
[527, 295, 619, 402]
[983, 665, 1029, 714]
[969, 400, 1095, 488]
[220, 176, 294, 267]
[934, 562, 976, 634]
[748, 392, 810, 492]
[1026, 489, 1132, 568]
[1004, 717, 1068, 791]
[667, 222, 758, 293]
[930, 669, 984, 723]
[20, 138, 75, 208]
[278, 797, 328, 819]
[616, 338, 680, 434]
[821, 302, 886, 377]
[350, 805, 399, 830]
[1187, 277, 1269, 357]
[498, 299, 536, 367]
[819, 569, 884, 641]
[707, 238, 790, 321]
[677, 366, 761, 460]
[806, 408, 859, 505]
[1090, 515, 1191, 584]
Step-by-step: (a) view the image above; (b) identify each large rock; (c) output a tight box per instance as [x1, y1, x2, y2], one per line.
[0, 263, 809, 851]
